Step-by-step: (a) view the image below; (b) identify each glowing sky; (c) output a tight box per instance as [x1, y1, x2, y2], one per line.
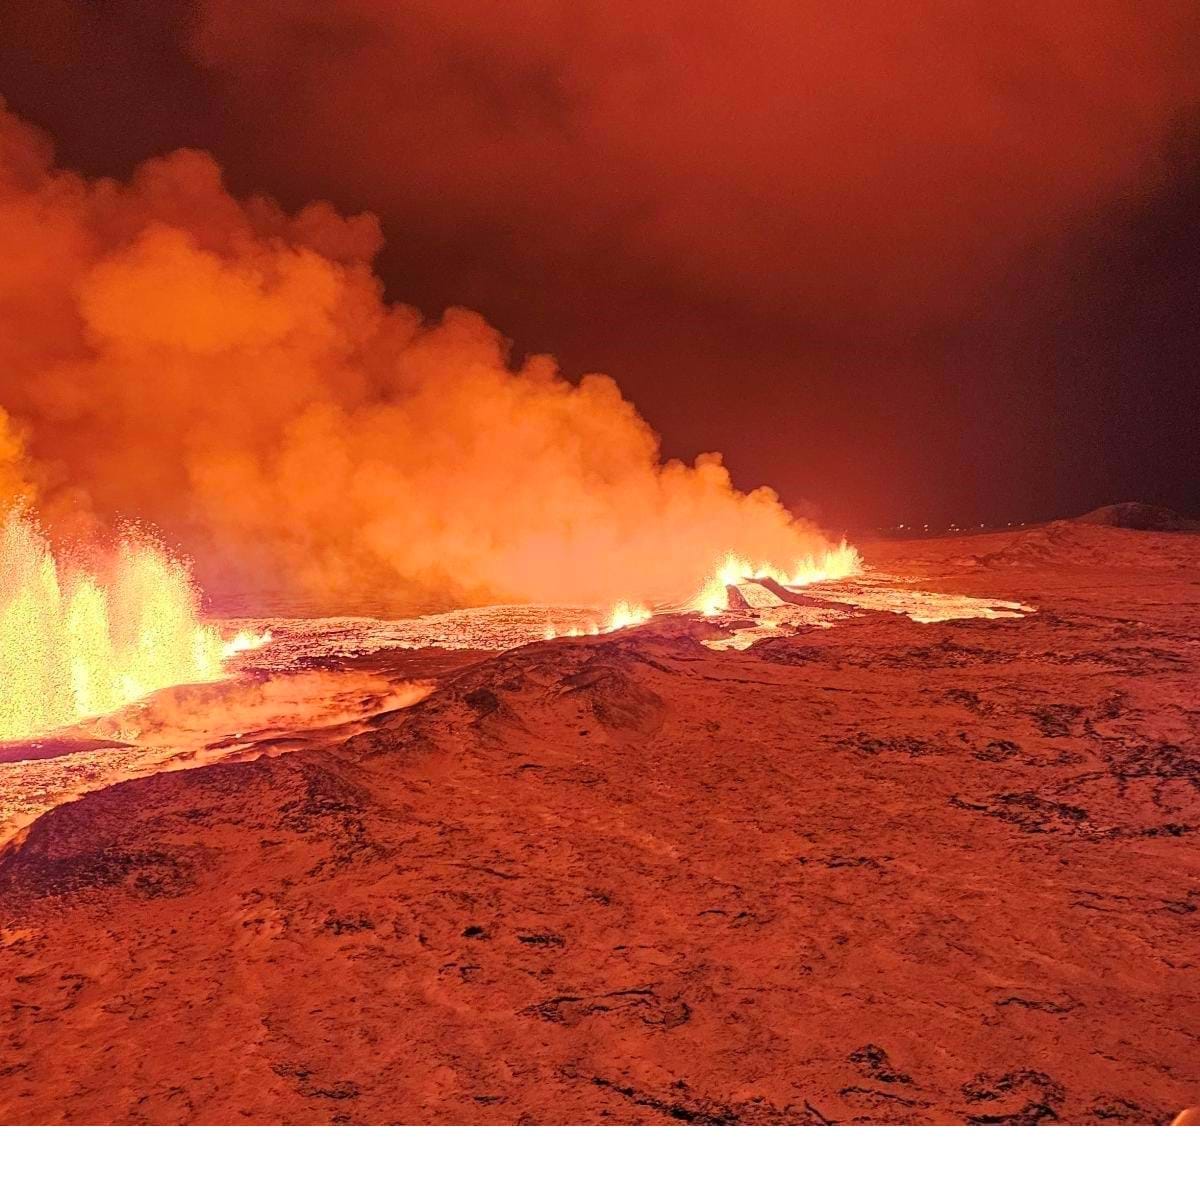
[1, 1, 1197, 527]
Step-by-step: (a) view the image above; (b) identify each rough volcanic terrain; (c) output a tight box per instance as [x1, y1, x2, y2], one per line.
[1, 522, 1198, 1124]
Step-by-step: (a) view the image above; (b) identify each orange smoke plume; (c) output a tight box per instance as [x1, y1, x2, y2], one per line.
[0, 102, 851, 613]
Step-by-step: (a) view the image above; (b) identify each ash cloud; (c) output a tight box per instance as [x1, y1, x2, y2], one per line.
[1, 2, 1197, 544]
[0, 104, 829, 611]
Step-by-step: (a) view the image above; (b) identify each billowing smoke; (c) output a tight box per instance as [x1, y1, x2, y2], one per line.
[0, 102, 837, 613]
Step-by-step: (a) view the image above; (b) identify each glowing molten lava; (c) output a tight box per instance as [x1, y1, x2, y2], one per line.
[603, 600, 652, 631]
[543, 598, 654, 640]
[0, 511, 266, 741]
[690, 539, 862, 615]
[540, 541, 861, 639]
[219, 628, 274, 657]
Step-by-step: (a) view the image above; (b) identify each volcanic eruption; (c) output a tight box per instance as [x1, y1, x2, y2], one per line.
[0, 102, 850, 623]
[1, 1, 1198, 1137]
[0, 100, 868, 741]
[0, 509, 266, 741]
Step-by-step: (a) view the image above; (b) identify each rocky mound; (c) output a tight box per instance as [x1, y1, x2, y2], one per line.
[1074, 503, 1197, 532]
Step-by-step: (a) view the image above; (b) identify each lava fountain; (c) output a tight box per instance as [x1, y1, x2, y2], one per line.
[0, 510, 267, 741]
[540, 541, 862, 639]
[690, 539, 863, 615]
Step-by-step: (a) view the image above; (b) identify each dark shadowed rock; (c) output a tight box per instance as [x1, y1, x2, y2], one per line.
[1075, 503, 1197, 531]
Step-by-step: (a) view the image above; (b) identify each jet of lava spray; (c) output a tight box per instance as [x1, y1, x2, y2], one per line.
[788, 540, 863, 587]
[603, 600, 652, 632]
[690, 539, 863, 615]
[0, 510, 266, 741]
[543, 598, 653, 640]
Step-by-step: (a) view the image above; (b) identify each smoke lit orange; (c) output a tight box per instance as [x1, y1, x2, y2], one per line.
[0, 105, 852, 615]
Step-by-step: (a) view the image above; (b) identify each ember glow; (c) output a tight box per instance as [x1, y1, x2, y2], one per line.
[0, 510, 266, 741]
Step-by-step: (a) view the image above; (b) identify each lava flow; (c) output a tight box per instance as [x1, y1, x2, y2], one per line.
[0, 510, 267, 742]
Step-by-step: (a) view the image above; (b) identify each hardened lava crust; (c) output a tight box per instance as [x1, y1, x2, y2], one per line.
[1, 522, 1198, 1124]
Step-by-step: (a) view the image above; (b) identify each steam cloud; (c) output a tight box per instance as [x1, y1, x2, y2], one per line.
[0, 102, 835, 612]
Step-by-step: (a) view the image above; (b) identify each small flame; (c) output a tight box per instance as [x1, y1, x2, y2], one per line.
[543, 599, 652, 641]
[543, 621, 600, 640]
[221, 628, 273, 658]
[603, 600, 652, 632]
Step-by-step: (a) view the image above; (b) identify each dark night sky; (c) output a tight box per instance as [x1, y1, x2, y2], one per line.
[2, 0, 1197, 530]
